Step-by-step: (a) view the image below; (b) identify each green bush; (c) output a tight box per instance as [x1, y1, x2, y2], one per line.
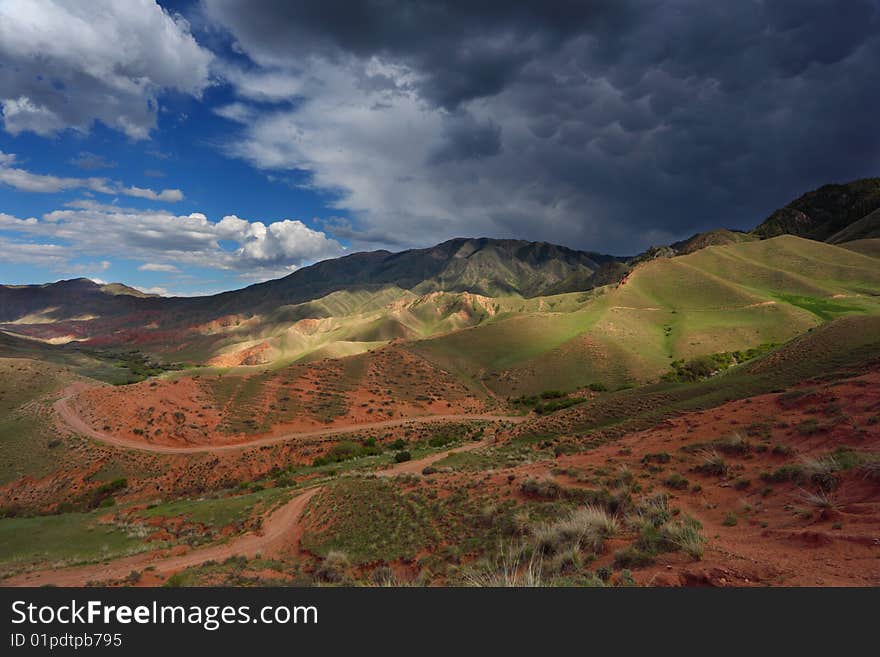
[311, 440, 382, 466]
[641, 452, 671, 464]
[760, 464, 803, 483]
[520, 478, 562, 499]
[613, 546, 655, 569]
[428, 435, 456, 448]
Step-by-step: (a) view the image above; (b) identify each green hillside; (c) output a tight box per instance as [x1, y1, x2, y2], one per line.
[514, 314, 880, 441]
[408, 236, 880, 396]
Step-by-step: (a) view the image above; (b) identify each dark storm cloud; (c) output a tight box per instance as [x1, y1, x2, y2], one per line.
[203, 0, 637, 107]
[429, 113, 502, 164]
[203, 0, 880, 253]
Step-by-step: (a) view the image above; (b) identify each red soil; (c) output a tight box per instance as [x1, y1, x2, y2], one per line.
[487, 369, 880, 586]
[68, 346, 491, 448]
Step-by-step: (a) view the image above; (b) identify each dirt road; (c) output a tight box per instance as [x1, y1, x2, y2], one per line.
[54, 383, 523, 454]
[5, 436, 493, 586]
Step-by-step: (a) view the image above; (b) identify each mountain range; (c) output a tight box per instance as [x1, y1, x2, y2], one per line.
[0, 177, 879, 380]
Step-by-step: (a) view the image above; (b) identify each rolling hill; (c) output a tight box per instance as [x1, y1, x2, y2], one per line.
[409, 236, 880, 396]
[2, 235, 878, 390]
[3, 173, 880, 385]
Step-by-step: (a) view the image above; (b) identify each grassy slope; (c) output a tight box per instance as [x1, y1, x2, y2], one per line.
[0, 511, 145, 573]
[409, 236, 880, 397]
[0, 488, 288, 574]
[0, 358, 79, 485]
[838, 238, 880, 260]
[516, 315, 880, 441]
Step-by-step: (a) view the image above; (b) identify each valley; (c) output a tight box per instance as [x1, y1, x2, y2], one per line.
[1, 180, 880, 587]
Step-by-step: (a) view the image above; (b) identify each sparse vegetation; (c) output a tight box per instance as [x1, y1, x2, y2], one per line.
[662, 344, 775, 383]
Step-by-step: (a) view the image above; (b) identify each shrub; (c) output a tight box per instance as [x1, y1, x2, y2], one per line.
[163, 573, 187, 587]
[641, 452, 671, 464]
[88, 478, 127, 509]
[665, 518, 706, 560]
[628, 494, 672, 530]
[520, 478, 562, 499]
[694, 449, 727, 476]
[664, 472, 689, 490]
[371, 566, 396, 586]
[615, 569, 636, 587]
[797, 419, 823, 435]
[860, 458, 880, 482]
[714, 433, 750, 455]
[796, 488, 838, 512]
[394, 450, 412, 463]
[613, 546, 655, 569]
[315, 551, 349, 583]
[799, 455, 840, 491]
[531, 505, 618, 556]
[722, 512, 738, 527]
[311, 440, 382, 466]
[421, 466, 438, 476]
[428, 434, 456, 448]
[761, 464, 803, 483]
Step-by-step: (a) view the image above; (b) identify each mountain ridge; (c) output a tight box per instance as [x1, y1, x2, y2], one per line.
[0, 237, 623, 323]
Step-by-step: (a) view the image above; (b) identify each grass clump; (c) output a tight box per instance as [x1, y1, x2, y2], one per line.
[796, 488, 839, 513]
[520, 478, 563, 499]
[664, 472, 689, 490]
[463, 546, 544, 587]
[531, 505, 619, 556]
[713, 433, 750, 455]
[314, 550, 350, 584]
[614, 495, 706, 567]
[694, 449, 728, 476]
[641, 452, 671, 464]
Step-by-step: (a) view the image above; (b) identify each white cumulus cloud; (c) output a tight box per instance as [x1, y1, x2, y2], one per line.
[0, 206, 345, 280]
[138, 263, 180, 273]
[0, 151, 184, 201]
[0, 0, 213, 139]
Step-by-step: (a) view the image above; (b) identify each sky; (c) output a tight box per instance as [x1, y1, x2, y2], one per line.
[1, 1, 879, 296]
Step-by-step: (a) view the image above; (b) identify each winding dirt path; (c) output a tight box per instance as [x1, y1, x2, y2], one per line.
[54, 382, 524, 454]
[5, 436, 494, 587]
